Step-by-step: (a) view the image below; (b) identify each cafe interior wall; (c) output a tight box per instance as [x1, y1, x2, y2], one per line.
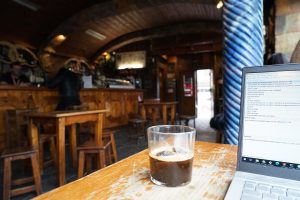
[275, 0, 300, 61]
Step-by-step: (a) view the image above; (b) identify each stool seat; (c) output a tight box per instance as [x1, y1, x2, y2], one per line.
[77, 140, 111, 150]
[179, 115, 196, 128]
[1, 146, 36, 158]
[129, 118, 147, 123]
[179, 115, 196, 120]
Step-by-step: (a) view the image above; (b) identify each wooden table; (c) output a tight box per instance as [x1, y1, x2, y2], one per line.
[140, 101, 178, 125]
[28, 109, 108, 186]
[34, 142, 237, 200]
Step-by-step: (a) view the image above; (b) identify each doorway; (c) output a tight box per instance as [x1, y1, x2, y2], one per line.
[196, 69, 215, 138]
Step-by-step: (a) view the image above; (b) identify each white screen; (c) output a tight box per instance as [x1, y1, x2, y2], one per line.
[242, 70, 300, 164]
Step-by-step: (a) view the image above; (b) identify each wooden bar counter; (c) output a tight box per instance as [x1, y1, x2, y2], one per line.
[0, 86, 143, 150]
[34, 142, 237, 200]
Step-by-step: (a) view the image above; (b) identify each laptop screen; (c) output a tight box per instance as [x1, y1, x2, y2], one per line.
[241, 69, 300, 170]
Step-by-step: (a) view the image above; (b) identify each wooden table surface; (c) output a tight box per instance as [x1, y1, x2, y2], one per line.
[34, 141, 237, 200]
[28, 109, 108, 186]
[27, 109, 109, 118]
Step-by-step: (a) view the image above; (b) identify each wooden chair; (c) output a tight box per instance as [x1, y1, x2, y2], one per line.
[77, 139, 112, 178]
[1, 147, 42, 200]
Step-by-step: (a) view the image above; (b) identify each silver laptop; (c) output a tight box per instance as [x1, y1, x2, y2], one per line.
[225, 64, 300, 200]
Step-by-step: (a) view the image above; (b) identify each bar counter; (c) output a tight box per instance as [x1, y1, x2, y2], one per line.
[33, 142, 237, 200]
[0, 85, 143, 150]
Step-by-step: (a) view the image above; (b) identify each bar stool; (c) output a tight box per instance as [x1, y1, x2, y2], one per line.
[39, 134, 57, 169]
[77, 139, 112, 178]
[179, 115, 196, 128]
[103, 130, 118, 163]
[2, 147, 42, 200]
[128, 118, 147, 142]
[79, 129, 118, 163]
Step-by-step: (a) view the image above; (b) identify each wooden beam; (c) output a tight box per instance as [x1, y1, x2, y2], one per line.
[92, 21, 222, 61]
[151, 42, 222, 55]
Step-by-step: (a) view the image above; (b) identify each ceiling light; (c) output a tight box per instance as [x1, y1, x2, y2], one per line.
[216, 1, 223, 9]
[12, 0, 40, 11]
[55, 34, 66, 41]
[85, 29, 106, 41]
[51, 34, 67, 45]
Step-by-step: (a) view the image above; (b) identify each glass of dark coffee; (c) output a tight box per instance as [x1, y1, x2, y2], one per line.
[147, 125, 196, 187]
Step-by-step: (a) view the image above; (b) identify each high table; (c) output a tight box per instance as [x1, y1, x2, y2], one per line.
[28, 109, 108, 186]
[140, 101, 178, 125]
[33, 142, 237, 200]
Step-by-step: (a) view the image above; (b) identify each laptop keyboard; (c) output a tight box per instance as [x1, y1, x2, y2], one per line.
[241, 181, 300, 200]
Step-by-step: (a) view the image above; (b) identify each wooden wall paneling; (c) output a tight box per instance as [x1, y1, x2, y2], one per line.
[126, 92, 140, 118]
[105, 91, 127, 128]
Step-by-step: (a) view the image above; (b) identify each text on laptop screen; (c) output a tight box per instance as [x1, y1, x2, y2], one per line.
[242, 70, 300, 168]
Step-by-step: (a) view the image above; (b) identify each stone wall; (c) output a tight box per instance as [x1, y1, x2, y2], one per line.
[276, 0, 300, 61]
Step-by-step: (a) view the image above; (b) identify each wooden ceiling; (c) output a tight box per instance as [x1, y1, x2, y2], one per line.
[0, 0, 222, 61]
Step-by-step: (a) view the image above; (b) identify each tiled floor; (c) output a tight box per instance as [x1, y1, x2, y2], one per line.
[0, 120, 219, 200]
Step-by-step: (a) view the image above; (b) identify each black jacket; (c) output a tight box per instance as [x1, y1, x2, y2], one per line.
[47, 68, 83, 110]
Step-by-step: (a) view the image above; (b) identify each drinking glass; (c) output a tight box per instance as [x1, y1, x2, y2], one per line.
[147, 125, 196, 187]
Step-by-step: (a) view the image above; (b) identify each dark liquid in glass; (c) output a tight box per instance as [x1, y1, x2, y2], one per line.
[149, 153, 193, 187]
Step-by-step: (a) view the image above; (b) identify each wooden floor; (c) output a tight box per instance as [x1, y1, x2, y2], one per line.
[0, 121, 219, 200]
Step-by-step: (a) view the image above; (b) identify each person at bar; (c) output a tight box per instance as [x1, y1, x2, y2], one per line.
[47, 61, 83, 110]
[0, 61, 31, 86]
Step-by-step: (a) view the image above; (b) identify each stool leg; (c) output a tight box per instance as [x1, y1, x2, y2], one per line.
[31, 153, 42, 195]
[78, 151, 85, 178]
[39, 141, 44, 172]
[106, 146, 112, 165]
[98, 150, 105, 169]
[3, 157, 12, 200]
[110, 134, 118, 162]
[50, 137, 57, 167]
[86, 155, 92, 172]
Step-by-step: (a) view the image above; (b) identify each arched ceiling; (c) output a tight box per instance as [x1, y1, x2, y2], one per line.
[1, 0, 222, 62]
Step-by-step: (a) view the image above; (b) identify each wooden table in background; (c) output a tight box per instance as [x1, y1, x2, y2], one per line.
[34, 142, 237, 200]
[140, 101, 178, 125]
[28, 109, 108, 186]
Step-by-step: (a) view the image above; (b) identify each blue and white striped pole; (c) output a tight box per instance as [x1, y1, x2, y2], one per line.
[223, 0, 264, 144]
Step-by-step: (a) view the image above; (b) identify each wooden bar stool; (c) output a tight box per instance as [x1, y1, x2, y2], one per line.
[39, 134, 57, 169]
[179, 115, 196, 128]
[103, 130, 118, 163]
[79, 128, 118, 164]
[128, 118, 147, 142]
[77, 140, 112, 178]
[1, 147, 42, 200]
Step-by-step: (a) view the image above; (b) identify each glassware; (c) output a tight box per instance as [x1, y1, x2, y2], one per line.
[147, 125, 196, 187]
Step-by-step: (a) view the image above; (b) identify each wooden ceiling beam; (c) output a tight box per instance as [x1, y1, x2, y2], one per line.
[150, 42, 222, 55]
[92, 21, 222, 61]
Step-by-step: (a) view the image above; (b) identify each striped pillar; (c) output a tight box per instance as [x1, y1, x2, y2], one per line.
[223, 0, 264, 144]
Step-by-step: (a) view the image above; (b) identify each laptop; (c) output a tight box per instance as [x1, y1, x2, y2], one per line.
[225, 64, 300, 200]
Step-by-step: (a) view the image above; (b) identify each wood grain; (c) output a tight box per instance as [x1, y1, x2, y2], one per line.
[0, 87, 143, 151]
[34, 142, 237, 200]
